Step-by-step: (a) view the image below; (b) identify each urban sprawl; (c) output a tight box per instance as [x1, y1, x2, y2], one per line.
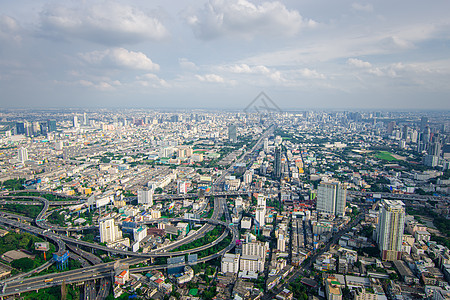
[0, 109, 449, 300]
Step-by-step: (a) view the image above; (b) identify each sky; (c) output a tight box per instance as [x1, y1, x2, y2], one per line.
[1, 0, 450, 110]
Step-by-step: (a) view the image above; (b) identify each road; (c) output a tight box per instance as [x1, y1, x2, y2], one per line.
[262, 212, 364, 300]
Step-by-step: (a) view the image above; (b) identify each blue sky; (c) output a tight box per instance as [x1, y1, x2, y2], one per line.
[1, 0, 449, 110]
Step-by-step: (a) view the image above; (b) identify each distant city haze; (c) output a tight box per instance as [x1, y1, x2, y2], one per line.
[0, 0, 449, 109]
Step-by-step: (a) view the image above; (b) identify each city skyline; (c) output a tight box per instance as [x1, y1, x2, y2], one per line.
[1, 0, 450, 110]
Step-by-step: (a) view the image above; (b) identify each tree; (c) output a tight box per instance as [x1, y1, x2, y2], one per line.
[12, 257, 34, 271]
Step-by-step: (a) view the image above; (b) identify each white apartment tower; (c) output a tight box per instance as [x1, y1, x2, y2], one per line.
[376, 200, 405, 261]
[277, 234, 286, 252]
[99, 217, 122, 243]
[18, 147, 28, 163]
[138, 189, 153, 206]
[317, 181, 347, 217]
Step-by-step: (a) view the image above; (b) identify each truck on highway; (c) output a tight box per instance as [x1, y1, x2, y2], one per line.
[44, 278, 53, 283]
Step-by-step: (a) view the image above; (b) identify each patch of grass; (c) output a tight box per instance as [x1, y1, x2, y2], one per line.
[375, 151, 398, 161]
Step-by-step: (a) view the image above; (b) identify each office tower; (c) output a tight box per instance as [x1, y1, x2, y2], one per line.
[31, 122, 40, 136]
[73, 115, 78, 128]
[18, 147, 28, 163]
[137, 189, 153, 206]
[83, 112, 88, 126]
[273, 147, 282, 179]
[263, 138, 269, 152]
[228, 124, 237, 142]
[40, 122, 48, 135]
[420, 116, 429, 131]
[317, 181, 347, 217]
[277, 234, 286, 252]
[428, 141, 441, 157]
[15, 122, 26, 135]
[387, 121, 396, 135]
[47, 119, 57, 132]
[99, 217, 121, 243]
[376, 200, 405, 261]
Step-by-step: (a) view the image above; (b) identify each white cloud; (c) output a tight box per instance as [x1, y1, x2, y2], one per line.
[351, 3, 373, 12]
[0, 15, 22, 42]
[185, 0, 317, 40]
[196, 74, 225, 83]
[298, 68, 326, 79]
[40, 2, 169, 45]
[222, 64, 270, 74]
[179, 58, 198, 71]
[347, 58, 372, 68]
[80, 48, 160, 71]
[136, 73, 169, 87]
[78, 79, 120, 91]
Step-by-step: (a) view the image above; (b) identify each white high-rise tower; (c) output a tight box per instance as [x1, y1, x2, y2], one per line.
[376, 200, 405, 261]
[18, 147, 28, 163]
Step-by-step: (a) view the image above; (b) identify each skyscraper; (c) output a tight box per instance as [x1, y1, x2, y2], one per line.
[273, 147, 282, 179]
[15, 121, 27, 135]
[317, 181, 347, 217]
[376, 200, 405, 261]
[228, 124, 237, 143]
[83, 112, 88, 126]
[47, 119, 57, 132]
[73, 115, 79, 128]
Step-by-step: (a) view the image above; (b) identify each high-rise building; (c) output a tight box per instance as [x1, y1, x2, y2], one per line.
[15, 122, 27, 135]
[242, 241, 267, 259]
[376, 200, 405, 261]
[255, 206, 266, 227]
[47, 119, 57, 132]
[18, 147, 28, 163]
[228, 124, 237, 143]
[317, 181, 347, 217]
[420, 116, 429, 131]
[99, 217, 122, 243]
[273, 147, 282, 179]
[263, 138, 269, 152]
[73, 115, 79, 128]
[137, 189, 153, 206]
[277, 234, 286, 252]
[83, 112, 88, 126]
[221, 253, 240, 273]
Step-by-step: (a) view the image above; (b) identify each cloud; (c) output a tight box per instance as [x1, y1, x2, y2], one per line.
[40, 2, 168, 45]
[78, 79, 120, 91]
[222, 64, 270, 74]
[351, 3, 373, 12]
[0, 15, 22, 43]
[298, 68, 326, 79]
[347, 58, 372, 68]
[179, 58, 198, 71]
[195, 74, 225, 83]
[380, 36, 414, 50]
[185, 0, 317, 40]
[136, 73, 169, 87]
[80, 48, 160, 71]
